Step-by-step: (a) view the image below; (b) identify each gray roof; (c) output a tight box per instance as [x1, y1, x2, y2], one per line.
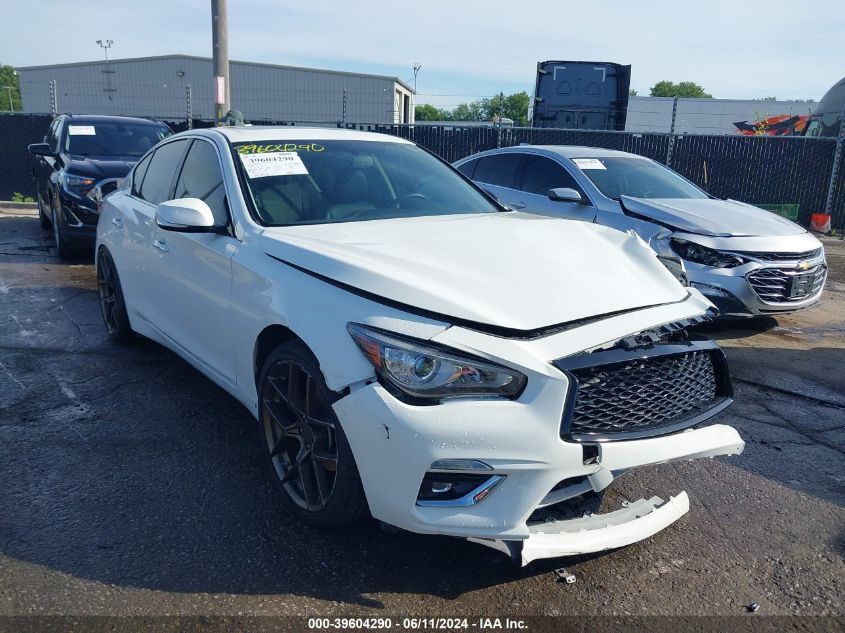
[496, 145, 640, 158]
[16, 53, 415, 93]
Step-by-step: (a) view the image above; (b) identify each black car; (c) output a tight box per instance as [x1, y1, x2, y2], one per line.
[28, 114, 172, 258]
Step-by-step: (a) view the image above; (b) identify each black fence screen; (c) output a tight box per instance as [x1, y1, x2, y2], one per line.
[2, 113, 843, 229]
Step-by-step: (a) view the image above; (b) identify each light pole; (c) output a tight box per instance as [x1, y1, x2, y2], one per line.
[96, 39, 113, 63]
[413, 63, 421, 94]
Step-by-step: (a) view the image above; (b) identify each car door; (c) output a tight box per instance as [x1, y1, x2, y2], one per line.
[37, 117, 62, 203]
[119, 138, 191, 323]
[514, 154, 597, 222]
[148, 138, 239, 383]
[471, 153, 524, 208]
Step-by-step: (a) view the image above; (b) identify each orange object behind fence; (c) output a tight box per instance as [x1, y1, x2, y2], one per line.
[810, 213, 832, 233]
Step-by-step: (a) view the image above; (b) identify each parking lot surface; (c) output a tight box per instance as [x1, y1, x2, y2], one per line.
[0, 211, 843, 617]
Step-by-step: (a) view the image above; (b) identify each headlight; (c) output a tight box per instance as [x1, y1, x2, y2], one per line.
[347, 323, 526, 401]
[62, 174, 96, 196]
[671, 239, 747, 268]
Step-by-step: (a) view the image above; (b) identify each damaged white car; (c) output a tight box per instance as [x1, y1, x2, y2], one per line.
[96, 127, 744, 565]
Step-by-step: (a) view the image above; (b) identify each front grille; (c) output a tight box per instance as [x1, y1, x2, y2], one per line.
[734, 248, 822, 262]
[100, 179, 120, 197]
[747, 265, 826, 303]
[554, 341, 732, 441]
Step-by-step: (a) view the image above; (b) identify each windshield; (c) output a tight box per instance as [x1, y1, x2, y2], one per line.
[572, 156, 709, 200]
[234, 140, 501, 226]
[63, 122, 172, 157]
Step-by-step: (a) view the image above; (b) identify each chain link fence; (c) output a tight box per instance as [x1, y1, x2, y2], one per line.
[2, 112, 843, 229]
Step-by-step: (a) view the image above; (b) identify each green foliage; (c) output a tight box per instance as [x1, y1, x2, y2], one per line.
[415, 91, 530, 125]
[754, 96, 779, 101]
[0, 64, 22, 111]
[11, 192, 34, 203]
[629, 89, 638, 96]
[649, 80, 712, 99]
[414, 103, 448, 121]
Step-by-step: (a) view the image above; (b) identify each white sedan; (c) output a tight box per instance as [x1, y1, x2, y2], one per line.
[96, 127, 744, 565]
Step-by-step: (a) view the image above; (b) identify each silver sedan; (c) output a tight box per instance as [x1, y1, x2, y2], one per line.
[454, 146, 827, 317]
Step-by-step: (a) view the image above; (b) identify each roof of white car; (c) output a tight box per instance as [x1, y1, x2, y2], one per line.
[211, 126, 413, 145]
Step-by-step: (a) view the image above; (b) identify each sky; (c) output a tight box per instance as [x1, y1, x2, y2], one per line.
[2, 0, 843, 109]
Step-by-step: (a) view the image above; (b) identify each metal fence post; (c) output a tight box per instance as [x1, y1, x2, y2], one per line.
[185, 83, 192, 129]
[665, 97, 678, 167]
[49, 80, 58, 116]
[823, 102, 845, 215]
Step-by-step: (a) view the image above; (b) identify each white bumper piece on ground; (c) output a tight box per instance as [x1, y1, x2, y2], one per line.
[469, 493, 691, 566]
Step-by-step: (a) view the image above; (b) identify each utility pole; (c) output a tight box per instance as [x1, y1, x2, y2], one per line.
[211, 0, 230, 124]
[186, 83, 193, 129]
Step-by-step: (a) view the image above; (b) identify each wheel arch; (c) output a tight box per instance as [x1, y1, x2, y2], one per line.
[253, 324, 304, 391]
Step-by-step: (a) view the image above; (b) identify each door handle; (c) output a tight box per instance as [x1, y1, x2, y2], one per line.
[111, 218, 123, 228]
[509, 201, 526, 210]
[153, 239, 169, 253]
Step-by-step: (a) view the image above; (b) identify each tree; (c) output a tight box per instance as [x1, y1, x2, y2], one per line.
[754, 96, 779, 101]
[415, 103, 449, 121]
[629, 89, 638, 96]
[650, 80, 712, 98]
[0, 64, 22, 112]
[451, 100, 485, 121]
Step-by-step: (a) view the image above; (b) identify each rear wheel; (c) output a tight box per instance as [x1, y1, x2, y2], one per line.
[96, 248, 133, 343]
[259, 341, 368, 527]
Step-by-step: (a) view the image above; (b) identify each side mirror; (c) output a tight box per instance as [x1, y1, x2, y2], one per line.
[155, 198, 217, 232]
[548, 187, 583, 203]
[28, 143, 52, 157]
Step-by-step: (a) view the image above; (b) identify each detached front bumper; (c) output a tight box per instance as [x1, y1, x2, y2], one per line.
[333, 378, 744, 555]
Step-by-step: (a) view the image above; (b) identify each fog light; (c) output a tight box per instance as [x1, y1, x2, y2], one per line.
[416, 472, 505, 507]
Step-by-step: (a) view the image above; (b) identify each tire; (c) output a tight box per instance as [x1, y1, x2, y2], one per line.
[51, 197, 78, 260]
[258, 341, 368, 527]
[96, 248, 133, 343]
[37, 192, 51, 230]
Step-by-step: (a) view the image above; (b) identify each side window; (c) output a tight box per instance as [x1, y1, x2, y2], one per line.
[131, 153, 153, 197]
[48, 118, 62, 152]
[455, 159, 478, 179]
[473, 154, 522, 189]
[520, 155, 583, 197]
[173, 140, 228, 225]
[138, 140, 189, 205]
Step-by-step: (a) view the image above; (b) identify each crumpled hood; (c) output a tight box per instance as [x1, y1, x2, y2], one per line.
[66, 156, 137, 180]
[260, 213, 689, 332]
[620, 196, 806, 238]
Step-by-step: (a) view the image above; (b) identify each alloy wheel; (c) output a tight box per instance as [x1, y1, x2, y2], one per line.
[97, 251, 119, 334]
[261, 360, 339, 511]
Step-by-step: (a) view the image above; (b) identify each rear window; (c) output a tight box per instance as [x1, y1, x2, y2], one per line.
[233, 140, 500, 226]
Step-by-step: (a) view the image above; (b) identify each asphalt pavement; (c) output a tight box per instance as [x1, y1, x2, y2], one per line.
[0, 211, 842, 620]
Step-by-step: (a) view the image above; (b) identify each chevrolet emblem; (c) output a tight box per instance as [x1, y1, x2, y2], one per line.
[796, 260, 811, 271]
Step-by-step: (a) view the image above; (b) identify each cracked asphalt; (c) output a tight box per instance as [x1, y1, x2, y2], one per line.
[0, 211, 843, 618]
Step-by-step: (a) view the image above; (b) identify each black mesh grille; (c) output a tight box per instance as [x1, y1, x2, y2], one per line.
[746, 265, 826, 303]
[564, 350, 722, 439]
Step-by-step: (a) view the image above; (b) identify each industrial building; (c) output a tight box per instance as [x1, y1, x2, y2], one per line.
[16, 54, 415, 124]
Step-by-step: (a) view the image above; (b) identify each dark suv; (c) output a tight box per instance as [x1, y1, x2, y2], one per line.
[29, 114, 172, 258]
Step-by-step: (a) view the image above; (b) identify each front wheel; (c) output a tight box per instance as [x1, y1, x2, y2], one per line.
[37, 192, 50, 230]
[51, 198, 77, 259]
[259, 341, 368, 527]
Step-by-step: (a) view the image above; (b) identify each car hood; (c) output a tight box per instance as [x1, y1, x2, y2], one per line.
[620, 196, 806, 238]
[66, 156, 138, 180]
[259, 213, 689, 332]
